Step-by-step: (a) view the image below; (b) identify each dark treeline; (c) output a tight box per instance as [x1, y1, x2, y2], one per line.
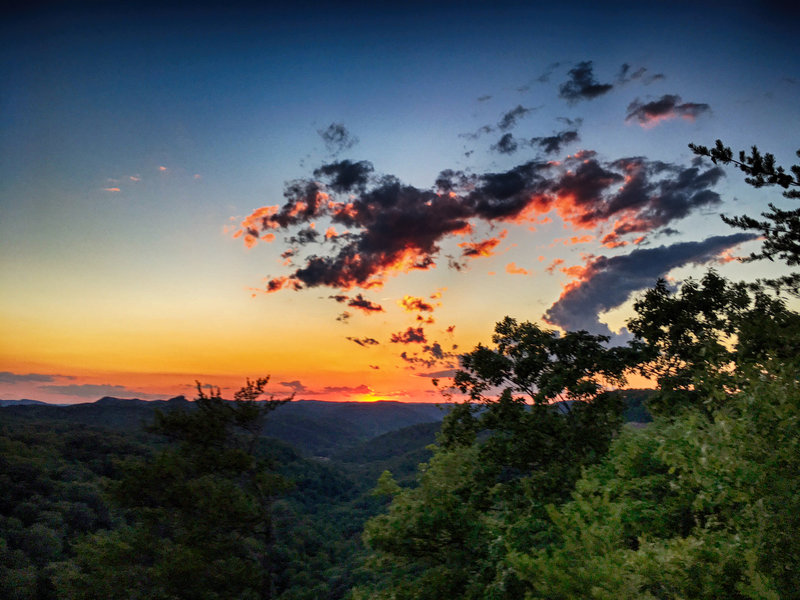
[2, 140, 800, 599]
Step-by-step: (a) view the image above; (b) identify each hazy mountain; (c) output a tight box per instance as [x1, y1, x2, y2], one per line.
[0, 399, 50, 406]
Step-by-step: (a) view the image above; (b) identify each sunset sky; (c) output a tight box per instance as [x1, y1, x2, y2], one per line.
[2, 1, 798, 404]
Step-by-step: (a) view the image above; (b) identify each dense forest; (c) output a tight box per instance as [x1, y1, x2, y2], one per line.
[2, 141, 799, 599]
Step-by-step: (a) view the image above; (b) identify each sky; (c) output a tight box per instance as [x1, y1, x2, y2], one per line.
[1, 1, 798, 404]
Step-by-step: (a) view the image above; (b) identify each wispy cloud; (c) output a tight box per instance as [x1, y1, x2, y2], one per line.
[38, 383, 160, 399]
[318, 122, 359, 155]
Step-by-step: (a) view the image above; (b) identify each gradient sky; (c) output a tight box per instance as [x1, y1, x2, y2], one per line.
[2, 1, 798, 404]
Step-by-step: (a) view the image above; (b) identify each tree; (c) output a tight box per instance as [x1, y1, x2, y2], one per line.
[689, 140, 800, 295]
[58, 378, 292, 600]
[509, 365, 800, 600]
[355, 319, 639, 600]
[627, 270, 800, 417]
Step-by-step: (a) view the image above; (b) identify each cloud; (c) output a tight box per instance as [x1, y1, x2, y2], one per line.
[318, 122, 359, 155]
[617, 63, 665, 85]
[391, 327, 427, 344]
[399, 340, 458, 369]
[530, 128, 580, 154]
[626, 95, 711, 127]
[416, 368, 459, 378]
[494, 125, 580, 156]
[399, 295, 434, 312]
[237, 149, 725, 292]
[498, 105, 534, 130]
[280, 380, 309, 392]
[492, 133, 519, 154]
[544, 154, 725, 247]
[313, 159, 373, 193]
[331, 293, 385, 313]
[505, 262, 529, 275]
[322, 384, 371, 395]
[38, 383, 159, 399]
[0, 371, 60, 384]
[346, 336, 380, 347]
[542, 233, 758, 338]
[103, 187, 121, 192]
[459, 229, 507, 258]
[559, 61, 613, 103]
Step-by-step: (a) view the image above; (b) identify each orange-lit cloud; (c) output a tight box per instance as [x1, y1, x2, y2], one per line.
[505, 262, 530, 275]
[103, 187, 121, 192]
[459, 229, 508, 258]
[545, 258, 565, 274]
[399, 295, 434, 312]
[234, 151, 724, 296]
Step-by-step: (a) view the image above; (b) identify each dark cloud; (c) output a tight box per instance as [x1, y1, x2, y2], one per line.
[530, 129, 580, 154]
[498, 105, 534, 130]
[391, 327, 427, 344]
[331, 293, 384, 314]
[544, 154, 725, 247]
[318, 122, 358, 155]
[0, 371, 59, 383]
[336, 311, 351, 322]
[348, 294, 384, 313]
[346, 336, 380, 347]
[492, 133, 519, 154]
[559, 61, 613, 103]
[399, 340, 457, 369]
[477, 95, 492, 102]
[626, 95, 711, 127]
[543, 233, 758, 339]
[238, 149, 725, 292]
[313, 160, 373, 193]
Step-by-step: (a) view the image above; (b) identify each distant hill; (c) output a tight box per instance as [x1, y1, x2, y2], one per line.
[0, 390, 651, 457]
[0, 397, 448, 457]
[0, 399, 50, 407]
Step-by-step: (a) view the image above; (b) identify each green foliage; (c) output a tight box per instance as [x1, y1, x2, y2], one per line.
[510, 366, 800, 599]
[453, 317, 634, 404]
[689, 139, 800, 295]
[0, 422, 148, 600]
[57, 378, 292, 600]
[354, 318, 635, 599]
[628, 270, 800, 416]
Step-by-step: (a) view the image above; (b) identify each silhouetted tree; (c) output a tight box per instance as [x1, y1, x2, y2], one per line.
[689, 139, 800, 295]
